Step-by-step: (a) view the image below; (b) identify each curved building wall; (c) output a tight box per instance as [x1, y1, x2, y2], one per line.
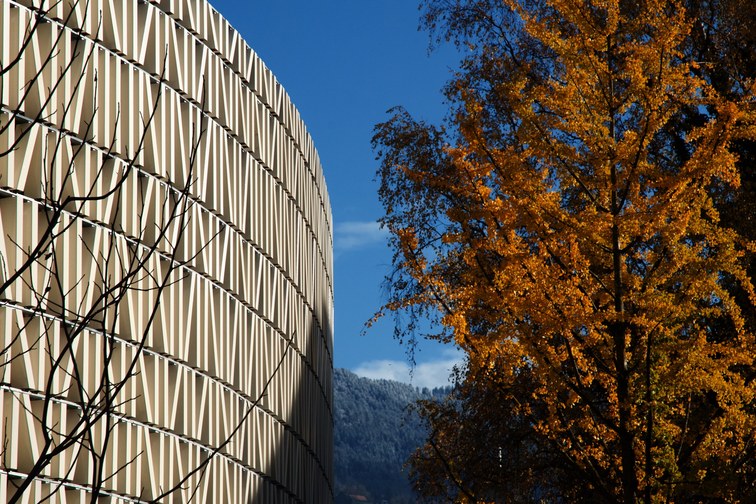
[0, 0, 333, 502]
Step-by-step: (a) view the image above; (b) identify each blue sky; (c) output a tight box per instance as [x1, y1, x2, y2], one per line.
[210, 0, 462, 388]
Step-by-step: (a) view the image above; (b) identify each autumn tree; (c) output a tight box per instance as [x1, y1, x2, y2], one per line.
[683, 0, 756, 335]
[408, 358, 585, 502]
[374, 0, 756, 501]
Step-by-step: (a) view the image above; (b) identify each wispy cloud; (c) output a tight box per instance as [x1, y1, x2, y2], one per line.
[352, 349, 464, 389]
[334, 220, 389, 253]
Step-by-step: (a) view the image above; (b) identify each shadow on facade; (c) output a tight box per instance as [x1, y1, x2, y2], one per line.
[249, 310, 334, 503]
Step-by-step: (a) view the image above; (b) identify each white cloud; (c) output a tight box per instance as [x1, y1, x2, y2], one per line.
[352, 349, 464, 389]
[334, 220, 389, 252]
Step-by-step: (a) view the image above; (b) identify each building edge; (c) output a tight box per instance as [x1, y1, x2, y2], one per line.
[0, 0, 334, 502]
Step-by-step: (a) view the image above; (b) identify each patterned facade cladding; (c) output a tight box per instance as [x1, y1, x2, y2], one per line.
[0, 0, 333, 502]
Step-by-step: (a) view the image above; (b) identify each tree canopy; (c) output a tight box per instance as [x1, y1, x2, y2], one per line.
[373, 0, 756, 501]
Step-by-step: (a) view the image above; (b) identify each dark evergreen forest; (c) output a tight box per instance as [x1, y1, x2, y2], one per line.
[333, 368, 450, 503]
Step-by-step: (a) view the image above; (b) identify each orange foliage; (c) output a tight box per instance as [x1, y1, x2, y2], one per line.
[374, 0, 755, 501]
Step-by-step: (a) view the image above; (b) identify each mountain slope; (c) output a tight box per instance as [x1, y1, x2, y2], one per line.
[333, 368, 449, 503]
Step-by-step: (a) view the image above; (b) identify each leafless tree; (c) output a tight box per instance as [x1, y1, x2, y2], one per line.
[0, 1, 289, 501]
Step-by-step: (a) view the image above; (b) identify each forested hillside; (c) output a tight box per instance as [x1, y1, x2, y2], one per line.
[333, 368, 449, 503]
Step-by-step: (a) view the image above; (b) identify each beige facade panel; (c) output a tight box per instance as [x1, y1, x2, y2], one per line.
[0, 0, 334, 502]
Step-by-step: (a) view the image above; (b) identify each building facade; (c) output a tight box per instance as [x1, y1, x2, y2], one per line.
[0, 0, 333, 502]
